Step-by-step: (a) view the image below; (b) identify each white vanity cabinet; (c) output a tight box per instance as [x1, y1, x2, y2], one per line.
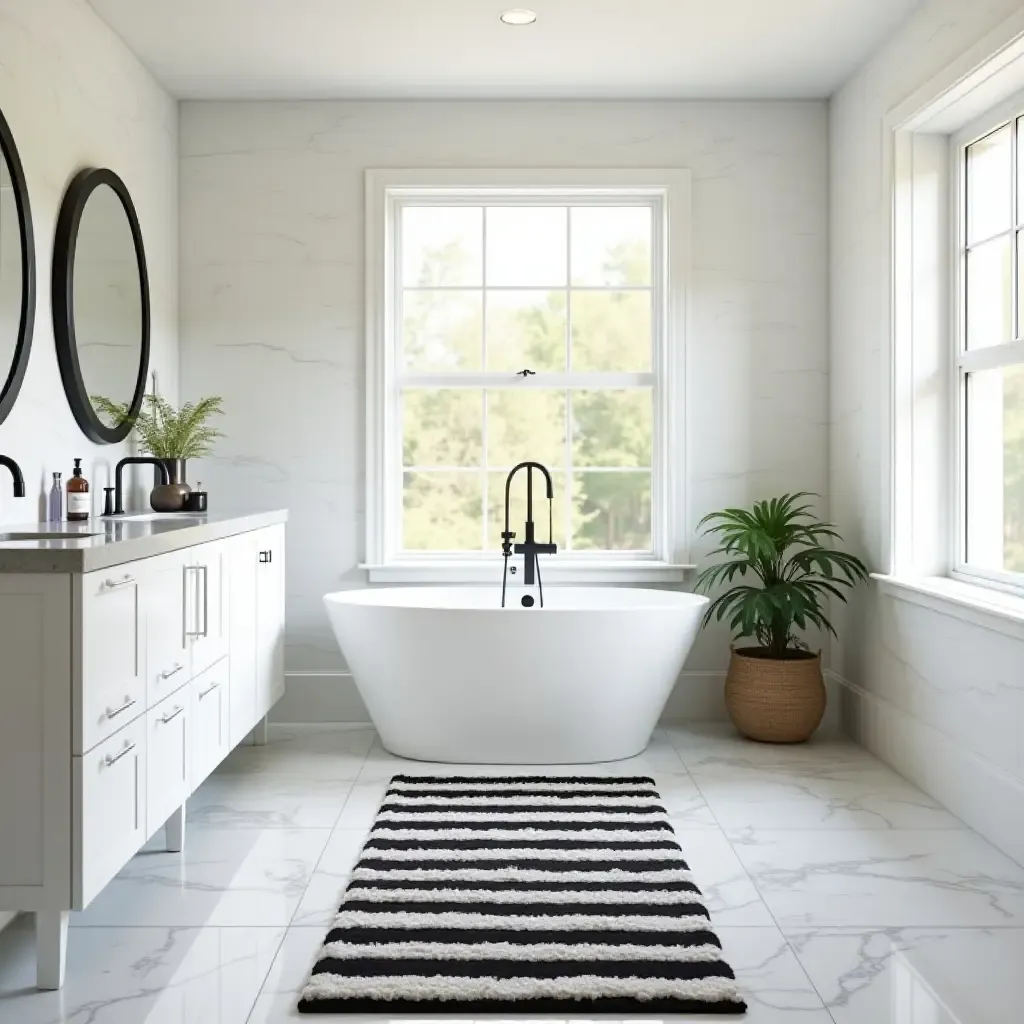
[0, 513, 287, 991]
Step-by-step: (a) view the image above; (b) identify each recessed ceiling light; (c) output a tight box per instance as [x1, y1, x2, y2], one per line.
[500, 8, 538, 26]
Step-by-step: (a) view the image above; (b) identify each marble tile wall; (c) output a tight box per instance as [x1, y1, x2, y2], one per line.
[179, 99, 830, 719]
[828, 0, 1024, 865]
[0, 0, 178, 523]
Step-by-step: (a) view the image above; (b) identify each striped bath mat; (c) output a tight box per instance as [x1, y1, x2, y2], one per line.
[298, 775, 746, 1014]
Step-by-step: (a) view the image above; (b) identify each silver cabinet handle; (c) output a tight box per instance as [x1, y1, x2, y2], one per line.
[185, 565, 209, 638]
[198, 680, 220, 701]
[159, 705, 184, 725]
[106, 697, 137, 719]
[104, 741, 136, 767]
[160, 663, 185, 680]
[104, 574, 135, 589]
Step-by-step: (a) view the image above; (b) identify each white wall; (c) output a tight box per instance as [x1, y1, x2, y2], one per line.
[180, 99, 830, 722]
[0, 0, 178, 524]
[830, 0, 1024, 865]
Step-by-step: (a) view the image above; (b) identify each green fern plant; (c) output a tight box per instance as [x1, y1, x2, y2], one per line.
[694, 493, 869, 659]
[92, 392, 225, 460]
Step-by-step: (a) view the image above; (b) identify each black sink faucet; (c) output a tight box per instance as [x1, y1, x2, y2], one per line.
[501, 461, 557, 608]
[107, 457, 169, 515]
[0, 455, 25, 498]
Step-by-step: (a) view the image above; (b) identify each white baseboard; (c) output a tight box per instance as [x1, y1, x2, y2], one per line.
[275, 669, 844, 731]
[830, 671, 1024, 868]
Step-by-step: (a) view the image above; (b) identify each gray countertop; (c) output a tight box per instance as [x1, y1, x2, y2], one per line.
[0, 509, 289, 573]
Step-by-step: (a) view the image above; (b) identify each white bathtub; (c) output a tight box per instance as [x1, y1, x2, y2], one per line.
[323, 586, 709, 764]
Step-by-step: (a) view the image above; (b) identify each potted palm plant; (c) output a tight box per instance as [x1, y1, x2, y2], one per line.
[695, 493, 868, 743]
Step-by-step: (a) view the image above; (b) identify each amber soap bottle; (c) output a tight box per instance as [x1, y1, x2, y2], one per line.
[67, 458, 90, 522]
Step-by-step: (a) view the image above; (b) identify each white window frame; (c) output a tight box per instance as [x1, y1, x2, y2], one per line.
[363, 168, 692, 584]
[950, 93, 1024, 595]
[877, 8, 1024, 630]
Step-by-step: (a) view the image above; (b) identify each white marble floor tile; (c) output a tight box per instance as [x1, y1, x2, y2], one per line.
[730, 828, 1024, 930]
[674, 828, 777, 926]
[690, 763, 966, 831]
[71, 828, 331, 928]
[789, 927, 1024, 1024]
[666, 722, 877, 772]
[216, 724, 374, 778]
[0, 921, 285, 1024]
[714, 926, 834, 1023]
[333, 781, 388, 829]
[291, 828, 369, 927]
[187, 774, 356, 829]
[246, 926, 328, 1023]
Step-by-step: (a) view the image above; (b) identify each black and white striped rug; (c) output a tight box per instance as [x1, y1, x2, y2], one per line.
[298, 775, 746, 1014]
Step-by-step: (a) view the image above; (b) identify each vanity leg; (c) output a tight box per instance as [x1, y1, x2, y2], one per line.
[36, 910, 69, 990]
[165, 803, 185, 853]
[252, 715, 269, 746]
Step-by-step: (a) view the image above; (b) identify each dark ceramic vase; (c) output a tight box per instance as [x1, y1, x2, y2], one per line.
[150, 458, 192, 512]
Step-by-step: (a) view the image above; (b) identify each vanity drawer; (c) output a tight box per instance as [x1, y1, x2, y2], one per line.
[74, 717, 147, 909]
[191, 657, 229, 790]
[76, 568, 145, 754]
[146, 692, 190, 840]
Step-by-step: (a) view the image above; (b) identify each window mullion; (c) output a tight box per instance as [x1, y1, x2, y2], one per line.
[481, 208, 489, 550]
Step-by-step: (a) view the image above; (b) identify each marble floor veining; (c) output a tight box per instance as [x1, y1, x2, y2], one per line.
[1, 722, 1023, 1023]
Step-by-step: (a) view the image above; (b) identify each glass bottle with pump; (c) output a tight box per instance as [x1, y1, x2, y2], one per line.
[67, 459, 90, 522]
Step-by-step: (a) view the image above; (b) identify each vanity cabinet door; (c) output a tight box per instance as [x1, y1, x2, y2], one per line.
[146, 692, 190, 840]
[76, 567, 145, 755]
[190, 658, 229, 790]
[227, 533, 259, 747]
[74, 716, 146, 908]
[255, 526, 286, 716]
[145, 551, 191, 708]
[188, 541, 228, 679]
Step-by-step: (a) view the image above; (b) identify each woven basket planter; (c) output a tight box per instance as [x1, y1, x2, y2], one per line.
[725, 647, 825, 744]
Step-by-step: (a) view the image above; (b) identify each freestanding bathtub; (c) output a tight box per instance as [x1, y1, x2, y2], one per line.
[323, 586, 709, 764]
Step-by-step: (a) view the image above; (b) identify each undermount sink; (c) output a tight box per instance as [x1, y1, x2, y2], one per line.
[0, 531, 99, 542]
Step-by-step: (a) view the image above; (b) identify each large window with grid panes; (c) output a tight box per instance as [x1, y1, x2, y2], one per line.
[364, 170, 690, 579]
[954, 105, 1024, 589]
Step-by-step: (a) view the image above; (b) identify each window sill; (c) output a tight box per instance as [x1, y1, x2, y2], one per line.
[362, 560, 696, 585]
[872, 573, 1024, 641]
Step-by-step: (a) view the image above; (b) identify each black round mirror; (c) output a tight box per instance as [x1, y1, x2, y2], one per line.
[0, 105, 36, 425]
[53, 168, 149, 444]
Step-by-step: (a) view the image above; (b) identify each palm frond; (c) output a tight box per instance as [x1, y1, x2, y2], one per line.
[91, 390, 225, 459]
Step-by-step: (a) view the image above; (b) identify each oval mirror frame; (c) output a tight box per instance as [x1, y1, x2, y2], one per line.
[0, 105, 36, 426]
[52, 167, 150, 444]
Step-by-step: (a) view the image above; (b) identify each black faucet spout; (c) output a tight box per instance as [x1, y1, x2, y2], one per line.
[0, 455, 25, 498]
[108, 457, 170, 515]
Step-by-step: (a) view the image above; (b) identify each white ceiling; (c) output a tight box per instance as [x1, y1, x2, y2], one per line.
[87, 0, 921, 101]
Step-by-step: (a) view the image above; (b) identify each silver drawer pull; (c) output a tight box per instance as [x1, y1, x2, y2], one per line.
[198, 681, 220, 701]
[106, 697, 137, 719]
[104, 741, 136, 767]
[160, 663, 185, 680]
[104, 574, 135, 589]
[159, 705, 184, 725]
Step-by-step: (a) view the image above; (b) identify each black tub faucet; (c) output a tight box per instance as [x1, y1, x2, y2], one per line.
[501, 461, 557, 608]
[107, 457, 169, 515]
[0, 455, 25, 497]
